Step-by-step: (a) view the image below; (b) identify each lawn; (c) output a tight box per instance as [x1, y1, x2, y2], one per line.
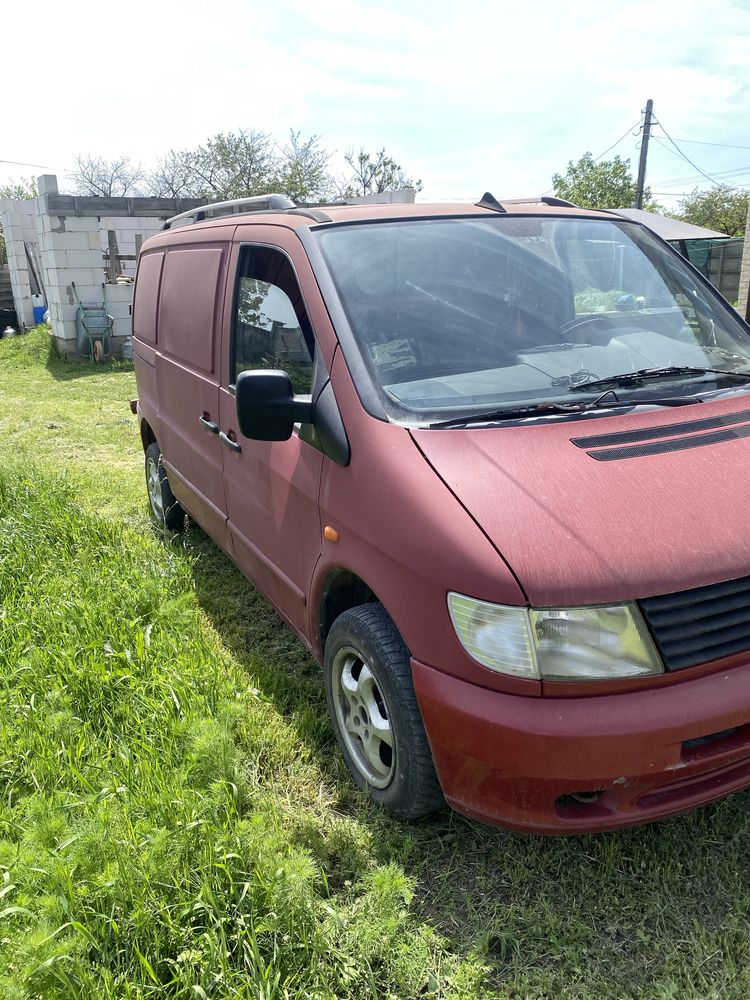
[1, 328, 750, 998]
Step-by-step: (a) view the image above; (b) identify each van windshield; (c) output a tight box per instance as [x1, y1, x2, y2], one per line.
[314, 216, 750, 422]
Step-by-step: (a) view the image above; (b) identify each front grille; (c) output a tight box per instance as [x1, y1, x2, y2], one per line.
[639, 575, 750, 671]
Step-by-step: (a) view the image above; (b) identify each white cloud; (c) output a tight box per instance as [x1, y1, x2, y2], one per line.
[3, 0, 750, 205]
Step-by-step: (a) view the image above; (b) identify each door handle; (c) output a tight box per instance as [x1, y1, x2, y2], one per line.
[199, 415, 219, 434]
[219, 430, 242, 453]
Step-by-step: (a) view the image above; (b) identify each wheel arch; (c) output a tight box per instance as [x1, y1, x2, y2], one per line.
[139, 417, 157, 454]
[317, 568, 382, 652]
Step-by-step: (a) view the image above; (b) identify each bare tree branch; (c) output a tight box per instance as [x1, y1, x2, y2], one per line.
[70, 155, 145, 197]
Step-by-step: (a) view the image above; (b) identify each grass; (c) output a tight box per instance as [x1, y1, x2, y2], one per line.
[2, 328, 750, 997]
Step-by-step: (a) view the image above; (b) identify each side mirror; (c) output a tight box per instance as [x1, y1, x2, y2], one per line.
[235, 370, 313, 441]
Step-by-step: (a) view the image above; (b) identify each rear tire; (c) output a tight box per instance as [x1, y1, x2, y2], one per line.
[324, 603, 444, 820]
[145, 442, 185, 532]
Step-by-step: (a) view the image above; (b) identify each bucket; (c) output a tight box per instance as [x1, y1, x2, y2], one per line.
[33, 305, 46, 324]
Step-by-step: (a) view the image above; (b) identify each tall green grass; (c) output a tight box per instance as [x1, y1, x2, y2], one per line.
[4, 330, 750, 998]
[0, 469, 475, 998]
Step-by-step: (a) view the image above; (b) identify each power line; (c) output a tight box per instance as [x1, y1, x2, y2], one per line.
[0, 158, 48, 168]
[665, 137, 750, 152]
[592, 121, 641, 162]
[652, 163, 750, 188]
[542, 119, 641, 195]
[651, 140, 750, 188]
[651, 120, 726, 186]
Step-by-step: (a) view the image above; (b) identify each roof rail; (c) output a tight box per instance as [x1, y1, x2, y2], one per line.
[162, 193, 296, 230]
[500, 196, 580, 208]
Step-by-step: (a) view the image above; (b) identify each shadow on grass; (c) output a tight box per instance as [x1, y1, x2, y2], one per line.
[0, 325, 130, 380]
[186, 523, 750, 995]
[46, 342, 134, 381]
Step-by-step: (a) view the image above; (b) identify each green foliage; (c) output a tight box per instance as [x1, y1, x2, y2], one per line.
[574, 287, 628, 313]
[676, 184, 749, 236]
[552, 151, 659, 211]
[277, 130, 334, 204]
[343, 148, 421, 197]
[0, 178, 37, 201]
[150, 129, 334, 203]
[69, 135, 420, 206]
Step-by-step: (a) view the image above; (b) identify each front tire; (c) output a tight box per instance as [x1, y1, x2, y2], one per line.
[324, 603, 443, 819]
[145, 442, 185, 532]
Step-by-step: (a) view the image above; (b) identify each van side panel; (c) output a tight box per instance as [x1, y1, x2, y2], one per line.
[132, 252, 163, 440]
[153, 241, 231, 550]
[159, 248, 222, 374]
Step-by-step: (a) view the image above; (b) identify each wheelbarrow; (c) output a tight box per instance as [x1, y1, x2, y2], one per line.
[72, 282, 114, 362]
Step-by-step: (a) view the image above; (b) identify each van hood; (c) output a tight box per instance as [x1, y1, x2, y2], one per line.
[411, 396, 750, 607]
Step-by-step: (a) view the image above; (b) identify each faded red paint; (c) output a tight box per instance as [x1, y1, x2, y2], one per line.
[132, 199, 750, 834]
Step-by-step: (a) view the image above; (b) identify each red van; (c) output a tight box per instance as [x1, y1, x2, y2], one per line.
[131, 193, 750, 833]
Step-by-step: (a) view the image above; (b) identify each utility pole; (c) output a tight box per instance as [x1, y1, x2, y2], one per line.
[634, 99, 653, 209]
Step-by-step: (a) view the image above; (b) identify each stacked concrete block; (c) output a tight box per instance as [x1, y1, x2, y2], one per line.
[106, 283, 135, 343]
[99, 216, 162, 278]
[36, 179, 107, 354]
[0, 198, 38, 327]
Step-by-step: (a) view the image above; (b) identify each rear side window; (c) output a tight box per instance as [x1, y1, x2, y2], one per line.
[132, 251, 164, 344]
[159, 247, 224, 373]
[231, 246, 314, 393]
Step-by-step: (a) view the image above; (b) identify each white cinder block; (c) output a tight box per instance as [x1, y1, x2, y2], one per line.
[44, 249, 68, 268]
[67, 284, 105, 304]
[68, 217, 101, 233]
[51, 232, 92, 251]
[61, 268, 105, 288]
[66, 249, 103, 268]
[112, 315, 131, 338]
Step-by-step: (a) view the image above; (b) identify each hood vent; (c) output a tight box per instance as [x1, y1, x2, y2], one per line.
[571, 406, 750, 462]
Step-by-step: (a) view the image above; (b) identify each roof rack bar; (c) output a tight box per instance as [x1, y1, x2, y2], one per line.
[540, 195, 578, 208]
[499, 195, 580, 208]
[162, 193, 296, 230]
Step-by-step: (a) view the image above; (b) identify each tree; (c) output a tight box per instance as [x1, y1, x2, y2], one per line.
[149, 129, 337, 203]
[552, 152, 659, 211]
[180, 129, 277, 201]
[342, 148, 421, 197]
[148, 149, 202, 198]
[0, 177, 36, 265]
[70, 154, 145, 197]
[276, 131, 333, 204]
[676, 184, 749, 236]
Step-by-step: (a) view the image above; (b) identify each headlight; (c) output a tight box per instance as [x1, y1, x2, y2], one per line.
[447, 593, 663, 681]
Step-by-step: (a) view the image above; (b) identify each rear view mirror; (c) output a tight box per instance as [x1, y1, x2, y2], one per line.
[235, 370, 313, 441]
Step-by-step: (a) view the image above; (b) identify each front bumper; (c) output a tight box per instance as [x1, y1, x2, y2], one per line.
[412, 657, 750, 833]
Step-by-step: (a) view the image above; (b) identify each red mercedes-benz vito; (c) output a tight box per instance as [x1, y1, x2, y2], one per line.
[131, 193, 750, 833]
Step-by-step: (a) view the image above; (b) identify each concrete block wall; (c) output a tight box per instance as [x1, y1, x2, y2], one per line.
[99, 215, 162, 277]
[3, 177, 204, 356]
[36, 177, 108, 353]
[0, 198, 38, 327]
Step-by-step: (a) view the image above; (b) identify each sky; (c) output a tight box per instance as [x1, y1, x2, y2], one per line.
[3, 0, 750, 209]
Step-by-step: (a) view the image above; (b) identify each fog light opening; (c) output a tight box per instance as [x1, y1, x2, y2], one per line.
[556, 790, 605, 809]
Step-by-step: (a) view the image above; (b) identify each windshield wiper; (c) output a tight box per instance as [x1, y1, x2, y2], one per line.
[567, 366, 750, 393]
[429, 393, 699, 429]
